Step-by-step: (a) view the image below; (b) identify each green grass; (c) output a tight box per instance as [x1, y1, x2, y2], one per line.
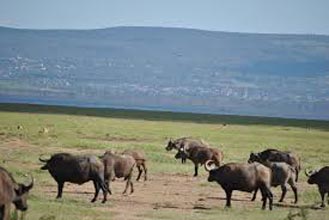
[0, 103, 329, 220]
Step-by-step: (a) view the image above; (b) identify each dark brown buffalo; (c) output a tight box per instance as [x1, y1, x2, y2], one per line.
[100, 151, 136, 203]
[205, 160, 273, 210]
[175, 146, 223, 176]
[166, 137, 209, 163]
[122, 149, 147, 181]
[39, 153, 109, 203]
[0, 166, 33, 220]
[251, 161, 298, 203]
[306, 166, 329, 207]
[248, 148, 301, 181]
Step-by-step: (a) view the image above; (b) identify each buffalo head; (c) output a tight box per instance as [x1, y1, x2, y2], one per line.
[205, 160, 220, 182]
[248, 152, 261, 163]
[305, 169, 318, 184]
[166, 139, 176, 151]
[13, 175, 34, 211]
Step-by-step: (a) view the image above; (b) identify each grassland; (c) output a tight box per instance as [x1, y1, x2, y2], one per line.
[0, 103, 328, 220]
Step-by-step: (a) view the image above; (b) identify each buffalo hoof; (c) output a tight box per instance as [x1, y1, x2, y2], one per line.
[101, 200, 107, 204]
[91, 198, 96, 203]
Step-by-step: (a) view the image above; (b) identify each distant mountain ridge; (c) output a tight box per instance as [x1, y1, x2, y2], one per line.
[0, 26, 329, 119]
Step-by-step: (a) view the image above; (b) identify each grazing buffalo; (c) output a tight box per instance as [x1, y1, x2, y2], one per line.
[305, 166, 329, 207]
[248, 149, 301, 181]
[205, 160, 273, 210]
[0, 166, 33, 220]
[39, 153, 109, 203]
[122, 149, 148, 181]
[100, 151, 136, 203]
[175, 146, 223, 176]
[166, 137, 209, 163]
[250, 161, 298, 203]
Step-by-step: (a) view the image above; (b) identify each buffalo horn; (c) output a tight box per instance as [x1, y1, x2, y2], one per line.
[204, 160, 217, 172]
[39, 154, 50, 163]
[305, 168, 316, 177]
[25, 175, 34, 190]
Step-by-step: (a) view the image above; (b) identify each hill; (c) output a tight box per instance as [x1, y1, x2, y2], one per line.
[0, 26, 329, 119]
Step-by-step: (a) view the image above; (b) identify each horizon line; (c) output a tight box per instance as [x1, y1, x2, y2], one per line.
[1, 24, 329, 37]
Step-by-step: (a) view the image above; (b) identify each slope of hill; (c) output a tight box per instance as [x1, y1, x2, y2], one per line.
[0, 26, 329, 119]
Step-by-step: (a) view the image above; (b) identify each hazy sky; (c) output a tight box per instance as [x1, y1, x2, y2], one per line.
[1, 0, 329, 35]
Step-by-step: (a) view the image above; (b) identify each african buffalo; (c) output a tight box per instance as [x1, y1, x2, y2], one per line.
[39, 153, 109, 203]
[248, 148, 301, 181]
[175, 146, 223, 176]
[251, 161, 298, 203]
[205, 160, 273, 210]
[305, 166, 329, 207]
[166, 137, 209, 163]
[100, 151, 136, 203]
[0, 166, 33, 220]
[122, 149, 147, 181]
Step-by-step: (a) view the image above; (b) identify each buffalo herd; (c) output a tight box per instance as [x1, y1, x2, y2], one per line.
[166, 137, 328, 210]
[0, 136, 328, 219]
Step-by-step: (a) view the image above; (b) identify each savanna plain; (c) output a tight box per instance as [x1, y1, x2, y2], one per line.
[0, 104, 328, 220]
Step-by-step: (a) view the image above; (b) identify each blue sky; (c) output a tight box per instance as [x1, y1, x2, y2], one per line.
[1, 0, 329, 35]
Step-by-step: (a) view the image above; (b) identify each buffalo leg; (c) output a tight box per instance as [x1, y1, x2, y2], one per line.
[136, 165, 142, 181]
[260, 188, 267, 210]
[91, 180, 100, 203]
[0, 205, 4, 220]
[102, 179, 110, 203]
[267, 188, 273, 210]
[123, 172, 133, 195]
[224, 189, 232, 207]
[295, 168, 299, 182]
[194, 163, 199, 177]
[260, 186, 273, 210]
[251, 188, 258, 201]
[288, 179, 298, 204]
[142, 162, 147, 181]
[279, 184, 287, 202]
[56, 182, 64, 199]
[320, 191, 326, 208]
[129, 180, 134, 194]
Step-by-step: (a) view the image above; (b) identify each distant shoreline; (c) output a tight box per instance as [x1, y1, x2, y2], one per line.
[0, 102, 328, 132]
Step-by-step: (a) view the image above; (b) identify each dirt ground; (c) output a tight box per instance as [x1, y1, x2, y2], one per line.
[42, 170, 306, 220]
[0, 137, 313, 220]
